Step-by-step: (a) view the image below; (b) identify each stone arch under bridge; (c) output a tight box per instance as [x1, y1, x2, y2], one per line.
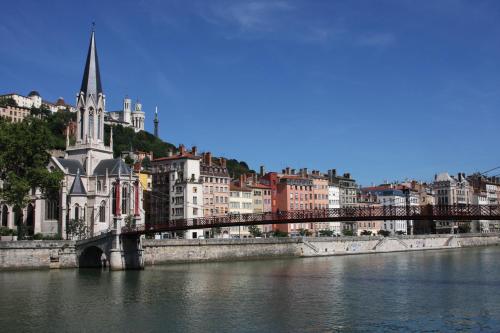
[75, 231, 144, 270]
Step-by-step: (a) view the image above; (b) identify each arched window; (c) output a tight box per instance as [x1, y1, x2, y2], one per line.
[13, 205, 21, 226]
[112, 184, 117, 215]
[80, 108, 84, 139]
[74, 204, 80, 221]
[45, 199, 59, 220]
[88, 108, 94, 138]
[1, 205, 8, 227]
[97, 109, 102, 139]
[122, 185, 128, 215]
[99, 201, 106, 223]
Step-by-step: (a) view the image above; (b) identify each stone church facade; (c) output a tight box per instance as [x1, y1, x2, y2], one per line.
[0, 30, 144, 239]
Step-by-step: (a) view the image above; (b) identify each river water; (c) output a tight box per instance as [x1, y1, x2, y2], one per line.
[1, 247, 500, 332]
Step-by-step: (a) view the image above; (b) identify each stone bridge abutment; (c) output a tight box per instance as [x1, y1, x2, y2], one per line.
[75, 231, 144, 270]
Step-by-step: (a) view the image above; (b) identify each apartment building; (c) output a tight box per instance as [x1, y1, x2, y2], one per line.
[200, 152, 230, 217]
[228, 182, 253, 238]
[433, 172, 471, 233]
[150, 145, 204, 239]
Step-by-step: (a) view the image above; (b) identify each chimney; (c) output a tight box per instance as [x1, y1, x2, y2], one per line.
[302, 168, 308, 177]
[285, 167, 291, 175]
[260, 165, 265, 177]
[240, 174, 247, 187]
[291, 169, 296, 175]
[167, 149, 173, 157]
[179, 144, 185, 155]
[205, 152, 212, 166]
[191, 146, 197, 156]
[344, 173, 351, 179]
[220, 157, 226, 168]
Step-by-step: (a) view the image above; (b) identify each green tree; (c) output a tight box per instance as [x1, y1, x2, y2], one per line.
[298, 228, 313, 236]
[141, 156, 151, 170]
[378, 230, 390, 237]
[273, 230, 288, 237]
[319, 229, 334, 237]
[360, 230, 372, 236]
[46, 109, 76, 150]
[248, 225, 262, 238]
[124, 155, 134, 166]
[342, 229, 354, 236]
[0, 97, 17, 107]
[0, 117, 63, 229]
[67, 218, 88, 240]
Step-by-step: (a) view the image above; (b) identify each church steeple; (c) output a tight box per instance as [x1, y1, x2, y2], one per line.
[80, 26, 103, 99]
[74, 25, 106, 147]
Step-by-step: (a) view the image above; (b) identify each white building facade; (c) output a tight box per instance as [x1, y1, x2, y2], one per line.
[327, 183, 341, 235]
[106, 97, 145, 132]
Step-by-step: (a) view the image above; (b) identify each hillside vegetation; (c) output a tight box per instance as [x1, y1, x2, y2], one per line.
[41, 109, 253, 177]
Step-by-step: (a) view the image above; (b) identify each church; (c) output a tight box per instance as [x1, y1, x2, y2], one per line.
[0, 29, 144, 239]
[106, 97, 145, 132]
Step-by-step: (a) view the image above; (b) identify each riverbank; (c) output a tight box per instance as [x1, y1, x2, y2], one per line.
[1, 233, 499, 270]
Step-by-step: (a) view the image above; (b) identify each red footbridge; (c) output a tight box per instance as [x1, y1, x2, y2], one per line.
[122, 205, 500, 235]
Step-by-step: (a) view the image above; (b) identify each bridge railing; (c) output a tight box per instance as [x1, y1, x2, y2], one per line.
[121, 204, 500, 235]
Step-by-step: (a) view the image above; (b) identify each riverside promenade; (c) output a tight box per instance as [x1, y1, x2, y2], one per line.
[0, 233, 499, 270]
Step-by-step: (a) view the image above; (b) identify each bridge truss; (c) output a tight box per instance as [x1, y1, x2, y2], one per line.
[122, 205, 500, 235]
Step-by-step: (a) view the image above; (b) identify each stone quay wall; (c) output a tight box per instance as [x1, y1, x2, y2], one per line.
[143, 238, 302, 265]
[0, 240, 77, 270]
[143, 233, 500, 265]
[0, 234, 499, 270]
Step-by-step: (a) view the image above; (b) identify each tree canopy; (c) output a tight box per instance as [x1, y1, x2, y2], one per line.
[0, 117, 63, 208]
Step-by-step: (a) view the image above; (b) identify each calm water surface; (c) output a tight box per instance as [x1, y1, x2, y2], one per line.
[1, 247, 500, 332]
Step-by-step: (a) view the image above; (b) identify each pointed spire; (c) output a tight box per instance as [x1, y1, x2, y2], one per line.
[69, 168, 87, 195]
[80, 26, 103, 98]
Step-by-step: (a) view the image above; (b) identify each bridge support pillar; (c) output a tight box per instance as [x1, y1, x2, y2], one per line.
[108, 218, 145, 271]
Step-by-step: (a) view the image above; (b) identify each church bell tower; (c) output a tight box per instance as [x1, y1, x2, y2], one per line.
[66, 26, 113, 173]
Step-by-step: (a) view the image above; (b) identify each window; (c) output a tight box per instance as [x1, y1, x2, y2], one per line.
[193, 196, 197, 205]
[99, 201, 106, 222]
[122, 185, 128, 214]
[1, 205, 8, 227]
[45, 199, 59, 220]
[97, 180, 102, 192]
[88, 109, 94, 138]
[74, 204, 80, 220]
[193, 208, 198, 215]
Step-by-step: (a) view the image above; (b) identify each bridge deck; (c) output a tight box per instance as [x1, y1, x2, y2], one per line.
[122, 205, 500, 235]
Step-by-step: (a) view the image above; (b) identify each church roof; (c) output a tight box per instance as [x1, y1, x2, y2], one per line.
[69, 169, 87, 196]
[57, 158, 85, 175]
[80, 30, 103, 98]
[93, 158, 131, 176]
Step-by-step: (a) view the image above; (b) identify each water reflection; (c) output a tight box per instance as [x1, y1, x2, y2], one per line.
[1, 247, 500, 332]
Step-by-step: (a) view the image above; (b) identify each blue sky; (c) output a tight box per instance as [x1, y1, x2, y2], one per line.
[1, 0, 500, 185]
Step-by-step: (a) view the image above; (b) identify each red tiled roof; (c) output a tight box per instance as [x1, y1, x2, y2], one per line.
[230, 184, 252, 192]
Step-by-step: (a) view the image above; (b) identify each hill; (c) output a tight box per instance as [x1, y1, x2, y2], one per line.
[43, 110, 253, 178]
